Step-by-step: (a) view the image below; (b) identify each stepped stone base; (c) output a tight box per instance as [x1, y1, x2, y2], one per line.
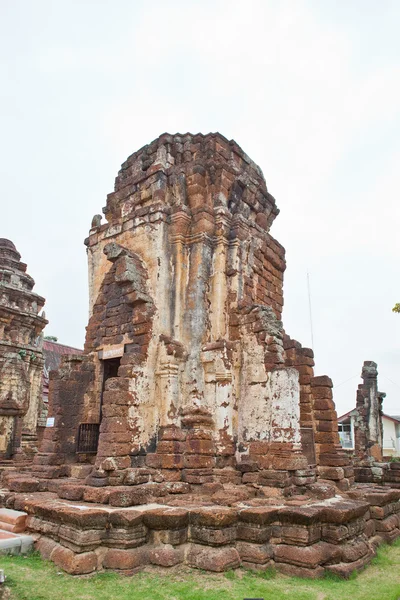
[353, 460, 400, 488]
[0, 484, 399, 578]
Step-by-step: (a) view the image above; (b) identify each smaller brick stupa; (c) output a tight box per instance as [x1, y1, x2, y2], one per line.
[0, 239, 47, 461]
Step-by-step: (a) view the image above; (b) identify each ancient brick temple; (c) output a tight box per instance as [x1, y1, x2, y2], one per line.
[2, 135, 400, 579]
[0, 239, 47, 460]
[37, 132, 350, 488]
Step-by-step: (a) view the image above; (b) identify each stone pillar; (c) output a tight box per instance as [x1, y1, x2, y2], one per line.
[181, 234, 213, 404]
[354, 361, 384, 462]
[170, 209, 191, 343]
[156, 360, 180, 427]
[209, 210, 231, 341]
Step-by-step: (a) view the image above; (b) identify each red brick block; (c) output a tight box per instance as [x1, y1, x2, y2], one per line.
[311, 387, 333, 400]
[36, 536, 58, 560]
[143, 507, 188, 530]
[189, 507, 237, 528]
[103, 548, 146, 570]
[185, 439, 215, 455]
[156, 441, 186, 454]
[183, 455, 215, 469]
[236, 541, 273, 564]
[51, 544, 97, 575]
[274, 541, 340, 569]
[186, 544, 240, 572]
[108, 487, 149, 507]
[149, 546, 184, 566]
[311, 376, 333, 388]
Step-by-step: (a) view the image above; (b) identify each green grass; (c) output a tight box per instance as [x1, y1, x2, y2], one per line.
[1, 541, 400, 600]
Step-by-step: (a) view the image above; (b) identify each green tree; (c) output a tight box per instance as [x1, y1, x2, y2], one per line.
[392, 304, 400, 313]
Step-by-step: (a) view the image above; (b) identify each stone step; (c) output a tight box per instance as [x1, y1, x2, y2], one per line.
[0, 508, 27, 533]
[0, 530, 34, 555]
[8, 477, 40, 493]
[0, 467, 18, 483]
[1, 470, 27, 483]
[66, 464, 94, 479]
[28, 469, 62, 480]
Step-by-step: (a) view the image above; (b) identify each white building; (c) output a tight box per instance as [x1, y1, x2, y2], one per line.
[338, 411, 400, 457]
[382, 414, 400, 456]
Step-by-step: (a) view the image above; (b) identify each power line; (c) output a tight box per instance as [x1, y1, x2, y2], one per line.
[307, 271, 314, 352]
[333, 373, 400, 392]
[334, 375, 359, 389]
[381, 375, 400, 390]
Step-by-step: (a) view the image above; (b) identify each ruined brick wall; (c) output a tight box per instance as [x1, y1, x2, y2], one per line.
[0, 239, 47, 460]
[85, 243, 155, 354]
[39, 356, 96, 463]
[283, 337, 352, 488]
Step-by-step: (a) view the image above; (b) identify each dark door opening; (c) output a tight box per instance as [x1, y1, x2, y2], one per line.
[103, 357, 121, 382]
[77, 423, 99, 453]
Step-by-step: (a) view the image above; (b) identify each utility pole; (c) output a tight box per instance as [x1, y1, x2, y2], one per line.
[307, 271, 315, 352]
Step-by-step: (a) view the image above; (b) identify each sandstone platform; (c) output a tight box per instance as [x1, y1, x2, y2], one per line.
[1, 484, 399, 578]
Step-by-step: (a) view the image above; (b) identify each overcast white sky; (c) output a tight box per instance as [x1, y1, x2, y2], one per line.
[1, 0, 400, 416]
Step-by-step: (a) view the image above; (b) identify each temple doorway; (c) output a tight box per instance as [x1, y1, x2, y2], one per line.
[100, 356, 121, 420]
[76, 357, 121, 455]
[102, 357, 121, 384]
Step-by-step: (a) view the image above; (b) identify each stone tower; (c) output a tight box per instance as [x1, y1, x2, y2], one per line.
[0, 239, 47, 460]
[39, 133, 350, 491]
